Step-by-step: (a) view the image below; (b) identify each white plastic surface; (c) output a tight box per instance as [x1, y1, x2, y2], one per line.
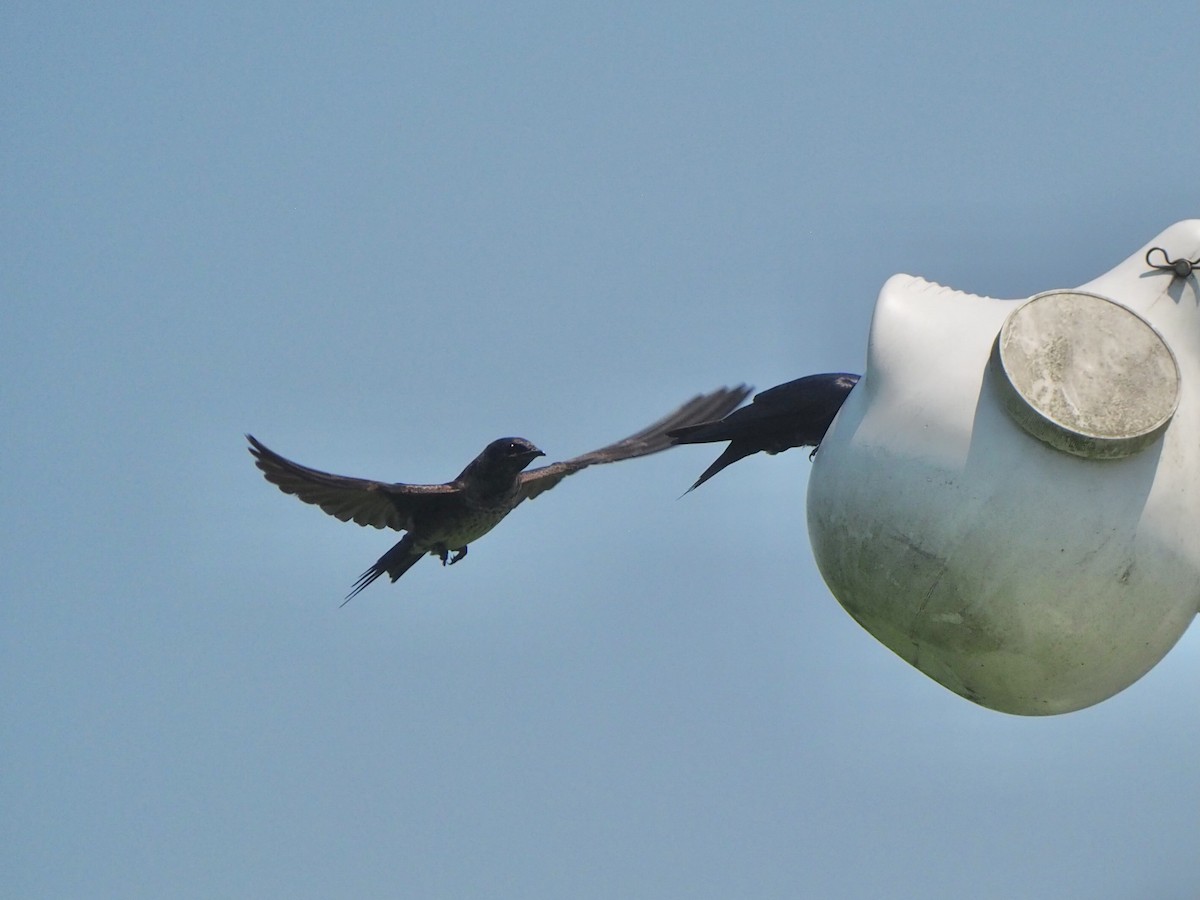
[807, 221, 1200, 715]
[993, 290, 1179, 458]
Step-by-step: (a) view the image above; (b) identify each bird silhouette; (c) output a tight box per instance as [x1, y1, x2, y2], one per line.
[669, 373, 860, 492]
[248, 385, 750, 603]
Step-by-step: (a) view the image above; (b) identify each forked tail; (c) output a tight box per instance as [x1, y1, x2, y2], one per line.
[342, 534, 423, 606]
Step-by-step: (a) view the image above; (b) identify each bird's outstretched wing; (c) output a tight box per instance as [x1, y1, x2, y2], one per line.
[516, 385, 752, 501]
[247, 435, 458, 531]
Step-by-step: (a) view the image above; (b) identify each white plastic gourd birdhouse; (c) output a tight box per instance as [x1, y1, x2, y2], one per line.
[807, 220, 1200, 715]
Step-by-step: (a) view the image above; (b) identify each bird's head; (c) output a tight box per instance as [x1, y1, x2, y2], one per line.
[455, 437, 545, 490]
[481, 437, 546, 473]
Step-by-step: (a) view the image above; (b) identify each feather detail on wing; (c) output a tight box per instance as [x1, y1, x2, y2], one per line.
[516, 384, 751, 501]
[246, 435, 457, 531]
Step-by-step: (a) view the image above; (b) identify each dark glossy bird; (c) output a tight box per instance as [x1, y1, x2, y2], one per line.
[668, 373, 860, 492]
[248, 385, 750, 603]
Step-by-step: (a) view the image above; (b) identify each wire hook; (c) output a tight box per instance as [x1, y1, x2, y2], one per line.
[1145, 247, 1199, 278]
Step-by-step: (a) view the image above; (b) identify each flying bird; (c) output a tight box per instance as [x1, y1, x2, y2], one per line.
[668, 373, 860, 492]
[248, 385, 750, 603]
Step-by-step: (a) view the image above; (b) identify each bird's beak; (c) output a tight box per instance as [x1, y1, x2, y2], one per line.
[523, 447, 546, 462]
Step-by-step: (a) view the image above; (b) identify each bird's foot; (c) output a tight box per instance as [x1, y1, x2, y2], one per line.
[448, 547, 467, 565]
[434, 544, 450, 566]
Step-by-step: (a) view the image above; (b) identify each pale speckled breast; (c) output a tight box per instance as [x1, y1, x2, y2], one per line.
[418, 483, 523, 552]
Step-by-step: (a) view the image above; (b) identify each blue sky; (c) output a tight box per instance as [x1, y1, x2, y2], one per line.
[3, 3, 1198, 897]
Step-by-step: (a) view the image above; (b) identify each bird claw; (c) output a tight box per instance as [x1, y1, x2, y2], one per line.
[433, 544, 467, 566]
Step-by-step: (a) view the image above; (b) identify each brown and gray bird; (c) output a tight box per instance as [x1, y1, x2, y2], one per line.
[669, 373, 860, 492]
[248, 385, 749, 603]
